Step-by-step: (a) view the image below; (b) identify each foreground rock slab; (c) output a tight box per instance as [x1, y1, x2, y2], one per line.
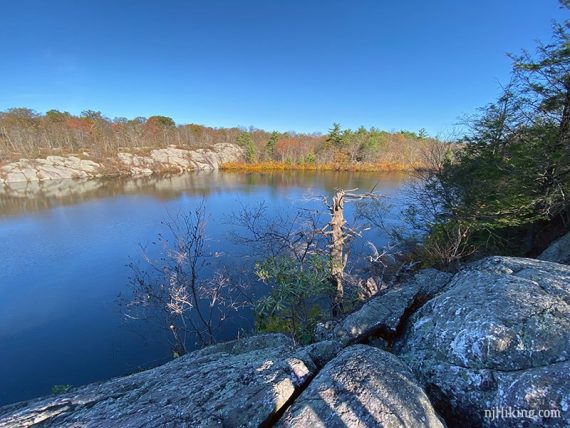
[277, 345, 444, 427]
[398, 256, 570, 427]
[329, 269, 452, 345]
[0, 334, 317, 427]
[539, 231, 570, 265]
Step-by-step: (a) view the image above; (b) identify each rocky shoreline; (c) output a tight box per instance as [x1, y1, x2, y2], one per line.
[1, 236, 568, 427]
[0, 143, 244, 189]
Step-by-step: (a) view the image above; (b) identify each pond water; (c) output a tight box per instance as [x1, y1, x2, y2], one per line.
[0, 170, 411, 405]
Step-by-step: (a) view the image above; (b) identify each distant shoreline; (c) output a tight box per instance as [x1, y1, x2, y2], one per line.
[220, 161, 422, 172]
[0, 146, 422, 190]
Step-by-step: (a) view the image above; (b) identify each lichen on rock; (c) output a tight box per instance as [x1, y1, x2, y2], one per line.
[397, 256, 570, 426]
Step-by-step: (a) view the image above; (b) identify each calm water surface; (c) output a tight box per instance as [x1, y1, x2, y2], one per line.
[0, 170, 411, 405]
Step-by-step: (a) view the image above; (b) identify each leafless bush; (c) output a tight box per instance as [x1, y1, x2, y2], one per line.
[420, 221, 477, 271]
[121, 202, 249, 356]
[230, 201, 329, 263]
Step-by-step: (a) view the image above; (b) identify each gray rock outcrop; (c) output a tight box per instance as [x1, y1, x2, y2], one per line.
[539, 231, 570, 265]
[327, 269, 452, 345]
[0, 143, 244, 188]
[0, 334, 317, 427]
[117, 143, 243, 175]
[397, 256, 570, 426]
[277, 345, 444, 427]
[0, 156, 101, 185]
[0, 336, 446, 427]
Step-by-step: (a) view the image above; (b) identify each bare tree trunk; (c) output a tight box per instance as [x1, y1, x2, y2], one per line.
[329, 190, 347, 316]
[323, 188, 381, 316]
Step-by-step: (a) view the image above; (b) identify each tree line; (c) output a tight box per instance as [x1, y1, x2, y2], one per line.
[0, 108, 439, 169]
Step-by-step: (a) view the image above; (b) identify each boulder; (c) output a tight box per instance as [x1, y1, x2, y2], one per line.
[277, 345, 444, 427]
[4, 171, 27, 183]
[36, 165, 66, 180]
[150, 147, 191, 169]
[0, 156, 103, 185]
[78, 160, 99, 173]
[539, 231, 570, 265]
[398, 256, 570, 426]
[330, 269, 452, 345]
[117, 152, 136, 166]
[192, 332, 294, 357]
[299, 340, 343, 368]
[0, 334, 318, 427]
[20, 168, 38, 181]
[45, 156, 66, 165]
[212, 143, 245, 164]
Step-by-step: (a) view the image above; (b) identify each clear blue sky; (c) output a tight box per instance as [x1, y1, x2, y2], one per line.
[0, 0, 567, 136]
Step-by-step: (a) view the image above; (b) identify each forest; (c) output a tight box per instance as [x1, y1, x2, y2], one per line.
[0, 109, 440, 170]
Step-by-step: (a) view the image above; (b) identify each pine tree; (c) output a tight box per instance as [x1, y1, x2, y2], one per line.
[265, 131, 279, 161]
[237, 132, 257, 163]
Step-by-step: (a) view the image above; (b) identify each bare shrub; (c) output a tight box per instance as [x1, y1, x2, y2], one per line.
[121, 202, 249, 356]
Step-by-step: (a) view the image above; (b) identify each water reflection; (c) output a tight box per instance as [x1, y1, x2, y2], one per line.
[0, 170, 409, 218]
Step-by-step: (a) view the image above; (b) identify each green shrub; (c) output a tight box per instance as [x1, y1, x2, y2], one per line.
[254, 255, 332, 344]
[51, 384, 71, 395]
[237, 132, 257, 163]
[407, 19, 570, 268]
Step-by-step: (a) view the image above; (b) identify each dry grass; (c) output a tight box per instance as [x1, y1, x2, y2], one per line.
[220, 160, 423, 172]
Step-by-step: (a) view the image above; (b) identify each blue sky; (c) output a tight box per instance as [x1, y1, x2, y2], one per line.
[0, 1, 566, 136]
